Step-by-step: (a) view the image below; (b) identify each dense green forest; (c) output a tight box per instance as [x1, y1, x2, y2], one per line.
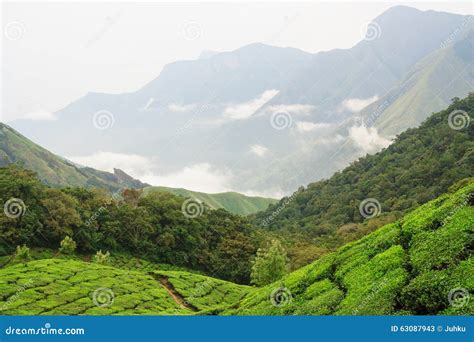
[0, 166, 260, 284]
[254, 95, 473, 264]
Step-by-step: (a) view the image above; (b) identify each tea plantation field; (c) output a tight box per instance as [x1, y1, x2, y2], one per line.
[222, 181, 474, 315]
[0, 258, 253, 315]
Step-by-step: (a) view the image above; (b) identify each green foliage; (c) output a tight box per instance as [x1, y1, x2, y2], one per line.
[251, 240, 287, 286]
[93, 250, 110, 265]
[0, 166, 257, 283]
[59, 236, 77, 254]
[223, 181, 474, 315]
[254, 95, 474, 259]
[14, 245, 31, 264]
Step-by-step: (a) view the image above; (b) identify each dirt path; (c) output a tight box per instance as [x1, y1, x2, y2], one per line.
[150, 274, 198, 312]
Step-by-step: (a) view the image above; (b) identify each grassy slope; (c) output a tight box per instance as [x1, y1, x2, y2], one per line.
[0, 123, 146, 192]
[224, 181, 473, 315]
[362, 32, 473, 137]
[145, 186, 278, 216]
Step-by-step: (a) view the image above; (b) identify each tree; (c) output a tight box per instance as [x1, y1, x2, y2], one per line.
[14, 245, 31, 264]
[251, 239, 287, 286]
[59, 236, 76, 254]
[93, 250, 110, 265]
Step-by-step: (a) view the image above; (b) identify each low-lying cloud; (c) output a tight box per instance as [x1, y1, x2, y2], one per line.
[348, 125, 391, 153]
[342, 95, 378, 112]
[295, 121, 331, 132]
[250, 144, 269, 157]
[224, 89, 279, 120]
[21, 110, 57, 121]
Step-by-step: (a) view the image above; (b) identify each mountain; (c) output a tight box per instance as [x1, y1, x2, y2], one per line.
[253, 95, 474, 247]
[224, 180, 473, 315]
[0, 123, 147, 192]
[9, 6, 473, 195]
[144, 186, 278, 216]
[1, 180, 472, 315]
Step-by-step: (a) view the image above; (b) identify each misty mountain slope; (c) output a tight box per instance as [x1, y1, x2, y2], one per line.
[9, 6, 473, 195]
[0, 123, 147, 191]
[360, 29, 474, 136]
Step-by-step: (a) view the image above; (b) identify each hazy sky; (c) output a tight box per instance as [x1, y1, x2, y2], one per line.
[1, 1, 473, 122]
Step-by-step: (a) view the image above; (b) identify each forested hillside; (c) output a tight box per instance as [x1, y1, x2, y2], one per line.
[1, 180, 472, 315]
[254, 95, 473, 253]
[0, 123, 147, 192]
[0, 166, 259, 284]
[225, 180, 473, 315]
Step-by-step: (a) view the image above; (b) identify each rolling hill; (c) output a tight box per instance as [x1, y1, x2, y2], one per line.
[1, 180, 472, 315]
[145, 186, 278, 216]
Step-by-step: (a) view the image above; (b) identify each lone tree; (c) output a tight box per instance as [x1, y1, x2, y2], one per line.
[93, 250, 110, 265]
[59, 236, 77, 254]
[251, 239, 287, 286]
[14, 245, 31, 264]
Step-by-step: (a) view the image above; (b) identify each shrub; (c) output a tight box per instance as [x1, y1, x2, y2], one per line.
[93, 250, 110, 265]
[59, 236, 77, 254]
[14, 245, 31, 264]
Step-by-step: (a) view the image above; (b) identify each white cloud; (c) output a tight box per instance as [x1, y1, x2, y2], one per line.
[313, 134, 345, 145]
[68, 152, 154, 177]
[250, 144, 268, 157]
[21, 110, 57, 121]
[341, 95, 378, 112]
[168, 103, 197, 113]
[295, 121, 331, 132]
[348, 125, 391, 153]
[68, 152, 234, 193]
[266, 104, 314, 116]
[224, 89, 279, 120]
[141, 163, 233, 193]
